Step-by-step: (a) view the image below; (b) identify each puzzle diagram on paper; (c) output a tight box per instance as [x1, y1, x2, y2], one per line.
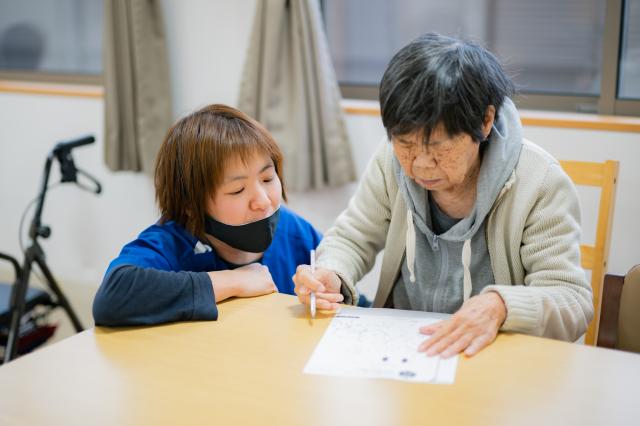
[304, 312, 443, 382]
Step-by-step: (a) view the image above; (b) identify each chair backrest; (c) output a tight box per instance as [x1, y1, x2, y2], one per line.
[618, 265, 640, 352]
[559, 160, 619, 345]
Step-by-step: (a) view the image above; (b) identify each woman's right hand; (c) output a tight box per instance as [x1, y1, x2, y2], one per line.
[208, 263, 277, 302]
[292, 265, 344, 311]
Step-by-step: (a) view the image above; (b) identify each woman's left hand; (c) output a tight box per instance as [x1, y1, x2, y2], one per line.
[418, 291, 507, 358]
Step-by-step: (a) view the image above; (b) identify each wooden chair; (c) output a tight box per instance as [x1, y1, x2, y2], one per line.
[559, 160, 619, 345]
[598, 265, 640, 352]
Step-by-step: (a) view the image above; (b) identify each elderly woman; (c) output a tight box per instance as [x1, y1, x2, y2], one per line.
[293, 33, 593, 358]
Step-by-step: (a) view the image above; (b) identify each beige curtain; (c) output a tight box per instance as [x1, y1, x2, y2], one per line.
[238, 0, 355, 191]
[103, 0, 172, 174]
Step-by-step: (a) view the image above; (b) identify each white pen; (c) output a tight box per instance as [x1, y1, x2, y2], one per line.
[310, 249, 316, 319]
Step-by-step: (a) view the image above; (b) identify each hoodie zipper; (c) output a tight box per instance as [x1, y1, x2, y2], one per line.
[431, 235, 448, 311]
[430, 234, 442, 312]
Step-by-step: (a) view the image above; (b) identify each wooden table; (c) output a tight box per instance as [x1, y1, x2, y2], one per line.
[1, 293, 639, 425]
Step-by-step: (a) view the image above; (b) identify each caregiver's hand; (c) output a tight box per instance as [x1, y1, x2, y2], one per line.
[293, 265, 343, 311]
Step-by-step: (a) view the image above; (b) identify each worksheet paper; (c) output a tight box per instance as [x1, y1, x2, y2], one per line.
[304, 307, 457, 384]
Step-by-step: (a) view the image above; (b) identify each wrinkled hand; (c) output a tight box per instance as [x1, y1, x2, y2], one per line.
[292, 265, 344, 311]
[209, 263, 277, 302]
[418, 291, 507, 358]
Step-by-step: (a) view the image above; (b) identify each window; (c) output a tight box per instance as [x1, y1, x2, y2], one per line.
[323, 0, 640, 116]
[619, 0, 640, 99]
[0, 0, 103, 83]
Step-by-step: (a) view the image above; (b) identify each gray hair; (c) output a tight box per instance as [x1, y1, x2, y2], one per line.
[379, 32, 515, 143]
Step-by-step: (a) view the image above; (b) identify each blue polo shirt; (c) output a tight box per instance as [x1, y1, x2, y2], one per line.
[93, 206, 321, 326]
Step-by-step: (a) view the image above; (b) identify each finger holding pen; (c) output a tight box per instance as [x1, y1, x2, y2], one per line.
[293, 263, 343, 311]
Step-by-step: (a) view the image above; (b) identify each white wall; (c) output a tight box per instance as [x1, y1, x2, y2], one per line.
[0, 0, 638, 336]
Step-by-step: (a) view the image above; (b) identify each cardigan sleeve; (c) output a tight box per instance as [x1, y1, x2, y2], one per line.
[482, 162, 594, 341]
[315, 142, 394, 304]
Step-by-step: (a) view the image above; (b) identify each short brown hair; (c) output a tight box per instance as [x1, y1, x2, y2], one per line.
[155, 104, 286, 240]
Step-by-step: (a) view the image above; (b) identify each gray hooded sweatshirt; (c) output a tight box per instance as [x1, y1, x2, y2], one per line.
[392, 98, 523, 313]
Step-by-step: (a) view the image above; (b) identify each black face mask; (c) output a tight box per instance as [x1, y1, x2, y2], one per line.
[204, 208, 281, 253]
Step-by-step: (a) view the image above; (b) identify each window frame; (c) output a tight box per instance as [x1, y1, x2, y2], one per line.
[0, 70, 102, 85]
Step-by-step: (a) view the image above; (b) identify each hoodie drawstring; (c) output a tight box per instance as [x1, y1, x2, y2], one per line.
[406, 209, 416, 283]
[462, 239, 472, 301]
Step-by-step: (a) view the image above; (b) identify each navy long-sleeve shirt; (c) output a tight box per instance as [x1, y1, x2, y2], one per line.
[93, 206, 322, 326]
